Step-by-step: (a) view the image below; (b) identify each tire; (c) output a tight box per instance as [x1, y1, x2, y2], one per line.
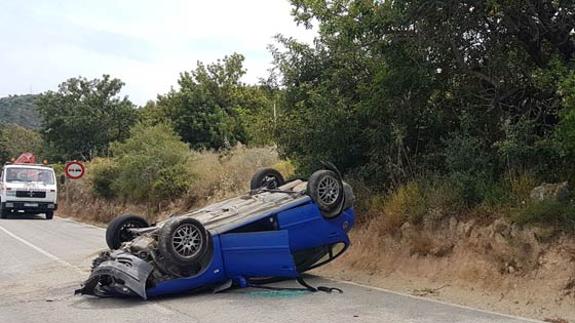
[0, 209, 7, 219]
[105, 215, 149, 250]
[250, 168, 285, 190]
[45, 211, 54, 220]
[158, 217, 209, 268]
[307, 170, 345, 218]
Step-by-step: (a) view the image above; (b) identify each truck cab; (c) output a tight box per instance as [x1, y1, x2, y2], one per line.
[0, 164, 58, 220]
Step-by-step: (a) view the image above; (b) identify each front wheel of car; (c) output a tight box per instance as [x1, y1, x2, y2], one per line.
[158, 217, 209, 268]
[45, 211, 54, 220]
[307, 169, 345, 218]
[0, 209, 7, 219]
[105, 215, 149, 250]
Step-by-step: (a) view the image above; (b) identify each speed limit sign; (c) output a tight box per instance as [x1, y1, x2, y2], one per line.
[65, 161, 85, 179]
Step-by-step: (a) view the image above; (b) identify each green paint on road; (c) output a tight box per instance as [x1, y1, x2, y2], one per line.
[247, 290, 308, 298]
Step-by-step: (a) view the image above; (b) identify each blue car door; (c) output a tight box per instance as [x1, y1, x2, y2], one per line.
[219, 230, 298, 278]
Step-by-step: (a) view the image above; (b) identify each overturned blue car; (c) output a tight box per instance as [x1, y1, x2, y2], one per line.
[76, 166, 355, 299]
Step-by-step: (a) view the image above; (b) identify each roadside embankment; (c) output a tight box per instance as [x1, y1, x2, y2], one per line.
[317, 216, 575, 321]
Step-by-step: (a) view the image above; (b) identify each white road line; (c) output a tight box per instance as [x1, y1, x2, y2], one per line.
[55, 216, 106, 231]
[0, 221, 178, 315]
[333, 279, 542, 322]
[0, 224, 87, 275]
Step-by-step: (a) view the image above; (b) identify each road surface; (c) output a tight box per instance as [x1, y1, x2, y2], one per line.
[0, 216, 538, 323]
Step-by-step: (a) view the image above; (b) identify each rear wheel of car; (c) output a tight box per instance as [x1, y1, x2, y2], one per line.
[158, 217, 209, 268]
[307, 170, 344, 218]
[106, 215, 149, 250]
[250, 168, 285, 190]
[45, 211, 54, 220]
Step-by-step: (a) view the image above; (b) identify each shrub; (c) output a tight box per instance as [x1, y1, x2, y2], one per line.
[111, 123, 192, 209]
[511, 200, 575, 230]
[446, 172, 487, 206]
[383, 181, 427, 226]
[88, 157, 119, 199]
[185, 145, 288, 203]
[425, 177, 466, 218]
[509, 173, 538, 203]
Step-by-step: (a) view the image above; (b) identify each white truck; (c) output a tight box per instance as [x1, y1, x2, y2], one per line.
[0, 163, 58, 220]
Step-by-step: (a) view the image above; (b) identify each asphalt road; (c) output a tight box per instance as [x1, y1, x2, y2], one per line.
[0, 216, 539, 323]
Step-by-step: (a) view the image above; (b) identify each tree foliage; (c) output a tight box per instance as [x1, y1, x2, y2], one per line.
[272, 0, 575, 185]
[155, 53, 275, 149]
[36, 75, 137, 160]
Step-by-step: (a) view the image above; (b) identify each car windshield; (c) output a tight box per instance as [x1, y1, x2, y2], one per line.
[4, 167, 55, 185]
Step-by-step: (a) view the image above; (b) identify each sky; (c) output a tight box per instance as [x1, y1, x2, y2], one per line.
[0, 0, 316, 105]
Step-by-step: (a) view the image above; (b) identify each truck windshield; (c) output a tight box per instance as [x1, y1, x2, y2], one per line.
[4, 167, 55, 185]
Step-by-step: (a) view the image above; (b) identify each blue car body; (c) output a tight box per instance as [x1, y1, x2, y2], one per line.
[147, 203, 355, 298]
[77, 179, 355, 299]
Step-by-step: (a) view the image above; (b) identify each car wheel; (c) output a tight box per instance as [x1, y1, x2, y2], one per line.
[106, 215, 149, 250]
[307, 169, 344, 218]
[158, 217, 209, 268]
[0, 209, 7, 219]
[45, 211, 54, 220]
[250, 168, 285, 190]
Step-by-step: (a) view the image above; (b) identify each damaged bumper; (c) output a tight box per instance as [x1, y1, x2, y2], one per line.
[75, 252, 154, 299]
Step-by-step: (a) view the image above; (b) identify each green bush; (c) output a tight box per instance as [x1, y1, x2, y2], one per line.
[383, 181, 427, 226]
[88, 158, 119, 199]
[511, 200, 575, 230]
[424, 177, 467, 217]
[110, 123, 192, 208]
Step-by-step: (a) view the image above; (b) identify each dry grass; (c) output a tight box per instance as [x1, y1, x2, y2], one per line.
[509, 172, 538, 202]
[59, 145, 293, 223]
[184, 145, 291, 207]
[57, 178, 147, 224]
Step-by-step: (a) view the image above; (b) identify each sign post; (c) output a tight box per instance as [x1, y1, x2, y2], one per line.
[64, 161, 85, 206]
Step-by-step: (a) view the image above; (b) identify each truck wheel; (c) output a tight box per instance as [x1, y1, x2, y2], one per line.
[0, 209, 7, 219]
[250, 168, 285, 190]
[158, 217, 209, 268]
[45, 211, 54, 220]
[307, 170, 344, 218]
[106, 215, 149, 250]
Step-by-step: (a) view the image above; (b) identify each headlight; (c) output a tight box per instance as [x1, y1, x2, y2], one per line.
[47, 204, 55, 209]
[6, 191, 15, 197]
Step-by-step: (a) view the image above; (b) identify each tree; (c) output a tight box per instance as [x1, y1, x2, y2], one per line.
[37, 75, 137, 160]
[157, 53, 266, 150]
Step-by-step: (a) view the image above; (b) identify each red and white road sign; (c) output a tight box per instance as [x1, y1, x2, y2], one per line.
[64, 161, 85, 179]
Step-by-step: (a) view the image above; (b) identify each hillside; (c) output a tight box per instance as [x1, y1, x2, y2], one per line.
[0, 94, 41, 129]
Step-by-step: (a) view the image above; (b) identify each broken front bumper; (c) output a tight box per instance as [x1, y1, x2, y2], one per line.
[75, 252, 154, 299]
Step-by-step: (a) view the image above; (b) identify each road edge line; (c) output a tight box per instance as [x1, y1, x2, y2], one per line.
[332, 279, 542, 322]
[55, 216, 106, 231]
